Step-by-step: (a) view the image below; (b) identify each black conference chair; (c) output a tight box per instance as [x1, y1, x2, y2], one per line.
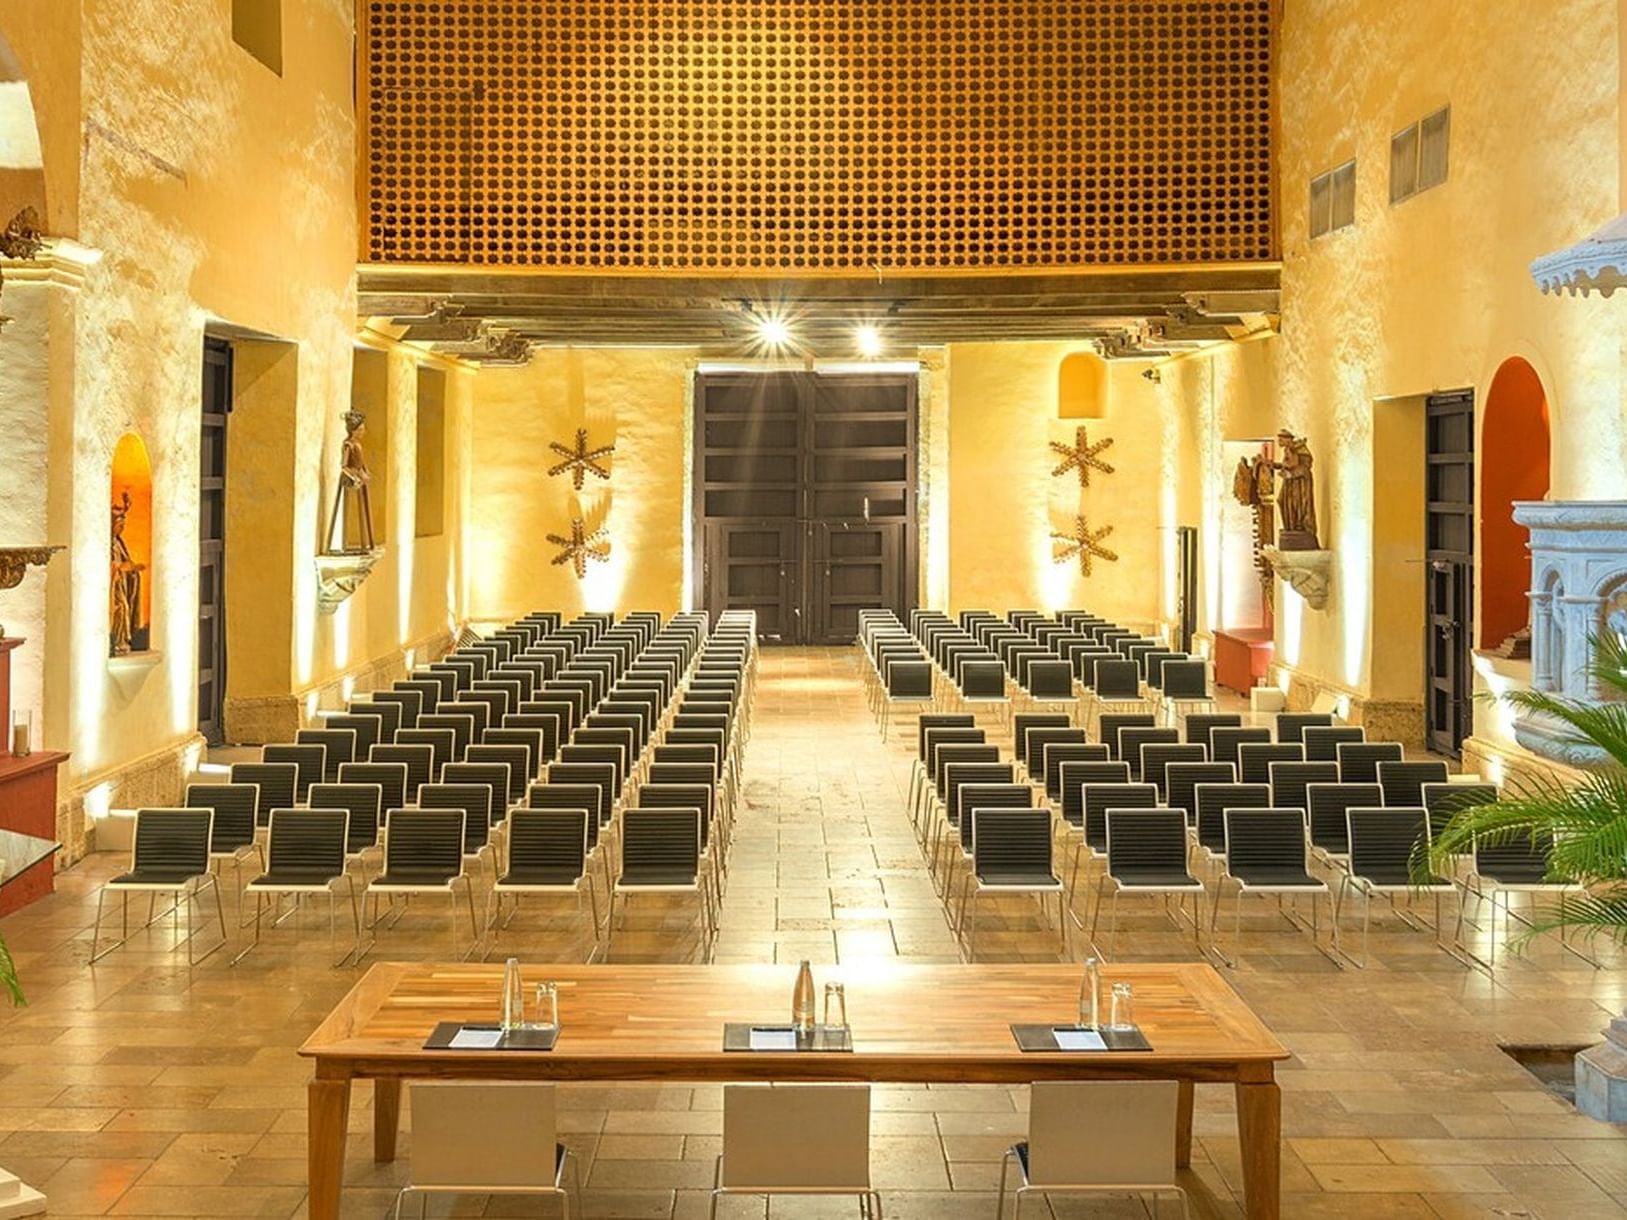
[236, 808, 361, 967]
[1091, 807, 1205, 955]
[486, 808, 600, 963]
[91, 808, 226, 966]
[958, 808, 1065, 962]
[1212, 808, 1338, 966]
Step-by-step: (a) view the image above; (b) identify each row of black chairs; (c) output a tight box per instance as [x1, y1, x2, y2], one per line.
[871, 609, 1219, 736]
[89, 609, 759, 967]
[911, 703, 1598, 970]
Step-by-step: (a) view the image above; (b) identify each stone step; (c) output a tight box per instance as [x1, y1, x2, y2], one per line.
[0, 1168, 44, 1219]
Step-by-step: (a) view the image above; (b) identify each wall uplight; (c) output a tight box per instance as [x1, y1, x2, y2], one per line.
[854, 324, 883, 358]
[758, 316, 792, 349]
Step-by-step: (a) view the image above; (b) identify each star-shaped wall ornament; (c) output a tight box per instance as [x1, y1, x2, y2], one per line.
[1049, 426, 1116, 488]
[548, 427, 615, 490]
[1052, 515, 1119, 577]
[547, 517, 611, 579]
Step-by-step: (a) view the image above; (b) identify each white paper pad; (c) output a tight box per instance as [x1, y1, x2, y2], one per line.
[449, 1027, 505, 1050]
[749, 1027, 799, 1051]
[1053, 1027, 1107, 1051]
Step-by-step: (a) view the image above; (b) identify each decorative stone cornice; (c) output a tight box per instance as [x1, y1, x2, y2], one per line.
[1262, 546, 1331, 610]
[315, 548, 384, 613]
[1531, 211, 1627, 297]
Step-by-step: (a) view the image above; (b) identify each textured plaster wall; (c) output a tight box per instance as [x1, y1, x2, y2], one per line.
[0, 1, 471, 852]
[467, 348, 693, 620]
[1147, 0, 1623, 749]
[945, 342, 1172, 623]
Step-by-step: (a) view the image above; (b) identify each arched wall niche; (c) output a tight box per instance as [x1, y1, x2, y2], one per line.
[110, 432, 153, 655]
[1058, 351, 1108, 419]
[1479, 356, 1551, 650]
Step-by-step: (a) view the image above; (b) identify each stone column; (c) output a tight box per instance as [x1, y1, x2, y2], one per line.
[1527, 589, 1553, 690]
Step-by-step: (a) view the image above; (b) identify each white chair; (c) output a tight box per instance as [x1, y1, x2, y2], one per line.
[712, 1084, 879, 1219]
[396, 1082, 579, 1218]
[999, 1081, 1189, 1219]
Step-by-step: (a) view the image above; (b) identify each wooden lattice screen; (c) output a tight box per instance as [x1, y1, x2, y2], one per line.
[360, 0, 1275, 272]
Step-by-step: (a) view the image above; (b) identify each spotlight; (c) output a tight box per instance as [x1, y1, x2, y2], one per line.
[854, 324, 883, 358]
[758, 316, 792, 348]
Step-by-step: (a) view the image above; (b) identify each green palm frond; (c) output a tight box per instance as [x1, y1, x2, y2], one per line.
[0, 931, 23, 1007]
[1497, 887, 1627, 951]
[1427, 769, 1627, 884]
[1497, 688, 1627, 769]
[1585, 631, 1627, 702]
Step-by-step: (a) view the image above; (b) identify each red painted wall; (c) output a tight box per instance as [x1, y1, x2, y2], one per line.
[1480, 358, 1550, 650]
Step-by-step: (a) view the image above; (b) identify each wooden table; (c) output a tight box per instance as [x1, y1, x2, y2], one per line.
[300, 962, 1289, 1218]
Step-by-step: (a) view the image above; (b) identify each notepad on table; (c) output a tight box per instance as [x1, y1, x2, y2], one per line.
[749, 1027, 799, 1051]
[448, 1026, 505, 1050]
[1053, 1027, 1108, 1051]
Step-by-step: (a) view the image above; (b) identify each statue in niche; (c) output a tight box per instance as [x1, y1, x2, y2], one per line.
[1271, 430, 1320, 550]
[326, 410, 377, 554]
[110, 491, 147, 655]
[1232, 451, 1276, 603]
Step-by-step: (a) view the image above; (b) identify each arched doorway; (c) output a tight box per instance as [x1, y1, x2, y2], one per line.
[1479, 357, 1551, 650]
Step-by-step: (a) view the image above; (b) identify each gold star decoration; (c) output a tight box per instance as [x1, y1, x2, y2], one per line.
[1049, 426, 1116, 488]
[1052, 516, 1119, 577]
[547, 517, 611, 579]
[547, 427, 615, 490]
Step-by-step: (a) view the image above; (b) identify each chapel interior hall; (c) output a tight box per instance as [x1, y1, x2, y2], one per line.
[1, 1, 1627, 1218]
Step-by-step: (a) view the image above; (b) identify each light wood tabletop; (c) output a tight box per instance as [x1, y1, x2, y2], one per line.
[302, 961, 1289, 1218]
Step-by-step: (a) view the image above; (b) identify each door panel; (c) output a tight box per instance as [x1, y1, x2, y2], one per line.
[199, 337, 232, 745]
[694, 371, 917, 642]
[704, 523, 798, 642]
[1425, 390, 1474, 758]
[810, 522, 902, 644]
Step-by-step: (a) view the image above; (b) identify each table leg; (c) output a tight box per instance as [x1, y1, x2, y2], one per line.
[1235, 1079, 1281, 1220]
[308, 1075, 352, 1220]
[375, 1078, 402, 1162]
[1175, 1079, 1194, 1168]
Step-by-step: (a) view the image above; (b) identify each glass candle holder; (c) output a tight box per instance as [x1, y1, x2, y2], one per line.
[10, 709, 31, 757]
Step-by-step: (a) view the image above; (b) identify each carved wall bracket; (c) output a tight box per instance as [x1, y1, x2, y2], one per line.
[315, 549, 384, 613]
[0, 546, 62, 591]
[1262, 546, 1331, 609]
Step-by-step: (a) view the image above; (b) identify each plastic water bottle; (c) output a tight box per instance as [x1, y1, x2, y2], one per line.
[792, 960, 816, 1036]
[1079, 957, 1101, 1030]
[501, 957, 524, 1033]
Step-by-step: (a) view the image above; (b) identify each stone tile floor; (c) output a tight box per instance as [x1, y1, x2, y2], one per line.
[0, 645, 1624, 1217]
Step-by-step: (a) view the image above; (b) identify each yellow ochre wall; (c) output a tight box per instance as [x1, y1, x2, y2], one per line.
[944, 343, 1172, 625]
[466, 349, 693, 621]
[0, 1, 471, 858]
[1146, 0, 1624, 750]
[464, 343, 1178, 629]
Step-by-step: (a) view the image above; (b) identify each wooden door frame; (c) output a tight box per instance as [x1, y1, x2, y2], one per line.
[1424, 389, 1474, 758]
[199, 336, 233, 745]
[691, 369, 919, 639]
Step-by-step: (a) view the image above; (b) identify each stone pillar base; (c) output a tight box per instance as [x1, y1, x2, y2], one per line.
[0, 1167, 46, 1218]
[1575, 1013, 1627, 1123]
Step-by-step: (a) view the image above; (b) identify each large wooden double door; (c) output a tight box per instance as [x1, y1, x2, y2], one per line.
[694, 371, 917, 644]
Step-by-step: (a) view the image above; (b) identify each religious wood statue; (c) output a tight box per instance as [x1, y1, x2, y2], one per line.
[1271, 429, 1320, 550]
[110, 491, 147, 655]
[326, 410, 377, 554]
[1232, 451, 1275, 603]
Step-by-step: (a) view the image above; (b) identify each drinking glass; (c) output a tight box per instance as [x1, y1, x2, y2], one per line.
[822, 982, 848, 1034]
[1109, 982, 1135, 1031]
[531, 982, 560, 1032]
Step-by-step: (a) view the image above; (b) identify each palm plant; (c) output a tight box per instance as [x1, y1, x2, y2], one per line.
[0, 930, 22, 1006]
[1426, 631, 1627, 949]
